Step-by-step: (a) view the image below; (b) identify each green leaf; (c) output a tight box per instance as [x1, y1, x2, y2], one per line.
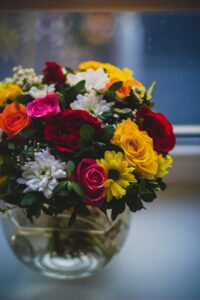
[67, 181, 72, 191]
[105, 143, 124, 153]
[138, 180, 146, 194]
[105, 90, 119, 102]
[53, 181, 68, 195]
[108, 81, 123, 91]
[80, 124, 95, 147]
[98, 125, 115, 143]
[111, 200, 125, 221]
[57, 190, 70, 198]
[71, 181, 85, 197]
[20, 193, 41, 208]
[16, 94, 32, 105]
[66, 160, 75, 178]
[140, 190, 157, 202]
[157, 178, 167, 191]
[65, 66, 74, 74]
[124, 185, 144, 212]
[146, 81, 156, 100]
[113, 108, 132, 115]
[72, 80, 86, 94]
[19, 127, 38, 139]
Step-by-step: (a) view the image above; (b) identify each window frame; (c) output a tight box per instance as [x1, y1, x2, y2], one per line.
[0, 0, 200, 12]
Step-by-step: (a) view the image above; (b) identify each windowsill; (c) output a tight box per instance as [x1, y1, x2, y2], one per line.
[166, 144, 200, 185]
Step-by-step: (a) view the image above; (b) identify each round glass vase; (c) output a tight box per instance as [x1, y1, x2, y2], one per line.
[1, 207, 130, 280]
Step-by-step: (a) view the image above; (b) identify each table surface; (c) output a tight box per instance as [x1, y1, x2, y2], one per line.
[0, 185, 200, 300]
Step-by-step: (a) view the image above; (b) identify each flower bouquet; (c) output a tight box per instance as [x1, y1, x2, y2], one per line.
[0, 61, 175, 279]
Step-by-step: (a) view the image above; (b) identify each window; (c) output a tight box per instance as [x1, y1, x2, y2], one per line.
[0, 11, 200, 142]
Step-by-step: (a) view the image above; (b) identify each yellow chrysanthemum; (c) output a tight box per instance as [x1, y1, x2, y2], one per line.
[97, 151, 137, 202]
[79, 61, 134, 82]
[112, 119, 158, 177]
[0, 82, 22, 106]
[156, 154, 173, 178]
[0, 155, 7, 189]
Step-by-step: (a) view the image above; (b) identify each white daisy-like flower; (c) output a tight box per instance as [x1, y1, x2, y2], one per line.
[28, 84, 55, 99]
[70, 90, 114, 116]
[67, 68, 109, 92]
[17, 149, 67, 199]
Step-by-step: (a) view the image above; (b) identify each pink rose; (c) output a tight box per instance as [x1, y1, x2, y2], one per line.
[27, 93, 60, 118]
[76, 158, 107, 207]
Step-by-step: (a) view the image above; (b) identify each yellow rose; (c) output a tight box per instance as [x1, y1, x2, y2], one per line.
[79, 61, 134, 82]
[156, 154, 173, 178]
[112, 119, 158, 177]
[0, 83, 22, 106]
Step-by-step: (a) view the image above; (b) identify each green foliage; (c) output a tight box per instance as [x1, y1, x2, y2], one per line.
[107, 81, 123, 91]
[125, 91, 141, 109]
[53, 181, 68, 196]
[124, 184, 144, 212]
[147, 81, 156, 100]
[104, 143, 124, 154]
[60, 80, 86, 107]
[98, 125, 115, 143]
[65, 66, 74, 74]
[20, 193, 42, 208]
[66, 160, 75, 178]
[71, 181, 85, 197]
[109, 199, 126, 221]
[138, 179, 167, 202]
[19, 127, 39, 139]
[79, 124, 95, 147]
[104, 90, 119, 102]
[16, 94, 33, 105]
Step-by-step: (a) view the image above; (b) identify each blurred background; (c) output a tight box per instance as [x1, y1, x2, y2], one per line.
[0, 11, 200, 300]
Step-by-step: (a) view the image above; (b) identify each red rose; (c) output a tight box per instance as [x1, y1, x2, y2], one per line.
[44, 109, 102, 154]
[136, 106, 176, 154]
[76, 158, 107, 207]
[43, 61, 65, 84]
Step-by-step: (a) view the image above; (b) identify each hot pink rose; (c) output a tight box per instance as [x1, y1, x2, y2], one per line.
[27, 93, 60, 118]
[76, 158, 107, 207]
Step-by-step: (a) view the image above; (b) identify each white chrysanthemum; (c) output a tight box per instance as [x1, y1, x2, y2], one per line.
[28, 84, 55, 98]
[17, 149, 67, 199]
[67, 68, 109, 92]
[70, 90, 114, 115]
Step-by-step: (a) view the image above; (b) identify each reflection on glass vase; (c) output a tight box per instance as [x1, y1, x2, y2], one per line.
[1, 207, 130, 279]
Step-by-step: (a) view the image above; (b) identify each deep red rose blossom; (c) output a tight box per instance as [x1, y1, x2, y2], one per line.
[44, 109, 102, 154]
[43, 61, 65, 84]
[76, 158, 107, 207]
[136, 106, 176, 154]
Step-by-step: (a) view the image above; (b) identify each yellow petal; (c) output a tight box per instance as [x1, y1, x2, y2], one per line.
[114, 151, 123, 162]
[105, 151, 114, 162]
[111, 182, 126, 199]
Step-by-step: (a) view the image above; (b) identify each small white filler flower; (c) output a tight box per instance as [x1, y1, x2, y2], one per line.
[17, 149, 67, 199]
[28, 84, 55, 99]
[70, 90, 114, 116]
[67, 68, 109, 92]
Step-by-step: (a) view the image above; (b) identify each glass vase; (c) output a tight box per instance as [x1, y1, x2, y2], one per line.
[1, 207, 130, 279]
